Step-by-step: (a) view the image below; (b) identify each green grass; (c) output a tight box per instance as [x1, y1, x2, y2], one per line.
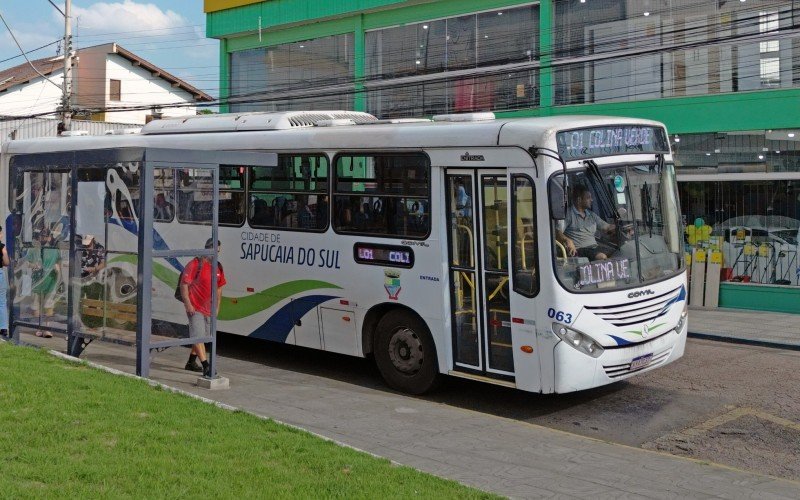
[0, 343, 497, 499]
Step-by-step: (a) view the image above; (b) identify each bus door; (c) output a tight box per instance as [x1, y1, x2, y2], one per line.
[446, 170, 515, 379]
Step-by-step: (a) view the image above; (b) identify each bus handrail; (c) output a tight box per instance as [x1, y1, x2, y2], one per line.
[455, 222, 474, 268]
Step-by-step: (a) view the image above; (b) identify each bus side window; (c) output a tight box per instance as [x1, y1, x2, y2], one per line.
[512, 175, 538, 297]
[247, 154, 329, 232]
[333, 153, 430, 239]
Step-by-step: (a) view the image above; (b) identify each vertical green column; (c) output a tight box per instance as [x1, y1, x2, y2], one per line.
[219, 38, 230, 113]
[354, 14, 366, 112]
[539, 0, 553, 114]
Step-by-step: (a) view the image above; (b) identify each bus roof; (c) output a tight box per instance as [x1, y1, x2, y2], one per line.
[3, 112, 666, 156]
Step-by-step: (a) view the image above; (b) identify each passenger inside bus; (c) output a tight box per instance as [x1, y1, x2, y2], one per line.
[153, 192, 174, 221]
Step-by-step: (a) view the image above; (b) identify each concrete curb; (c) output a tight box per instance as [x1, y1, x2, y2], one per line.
[688, 331, 800, 351]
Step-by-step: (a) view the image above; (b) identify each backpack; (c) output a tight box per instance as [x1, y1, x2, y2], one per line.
[174, 258, 201, 301]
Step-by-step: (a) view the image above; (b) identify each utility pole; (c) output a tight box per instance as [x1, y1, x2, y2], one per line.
[62, 0, 73, 132]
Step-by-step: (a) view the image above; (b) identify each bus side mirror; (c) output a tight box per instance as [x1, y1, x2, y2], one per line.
[549, 180, 566, 220]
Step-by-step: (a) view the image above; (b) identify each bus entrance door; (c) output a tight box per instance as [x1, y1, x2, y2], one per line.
[446, 171, 515, 380]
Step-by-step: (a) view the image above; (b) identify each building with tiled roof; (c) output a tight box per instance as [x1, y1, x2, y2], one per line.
[0, 43, 213, 125]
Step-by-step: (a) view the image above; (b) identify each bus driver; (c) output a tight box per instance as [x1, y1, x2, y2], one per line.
[555, 185, 618, 261]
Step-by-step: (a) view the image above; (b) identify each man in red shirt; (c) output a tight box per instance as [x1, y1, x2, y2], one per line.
[180, 238, 226, 377]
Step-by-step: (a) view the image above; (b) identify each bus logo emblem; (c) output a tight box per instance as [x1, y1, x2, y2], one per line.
[460, 152, 485, 162]
[384, 269, 402, 300]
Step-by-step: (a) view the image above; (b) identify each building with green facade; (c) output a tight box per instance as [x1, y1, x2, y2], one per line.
[205, 0, 800, 313]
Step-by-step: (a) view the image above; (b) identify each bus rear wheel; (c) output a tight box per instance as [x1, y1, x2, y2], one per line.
[374, 310, 439, 395]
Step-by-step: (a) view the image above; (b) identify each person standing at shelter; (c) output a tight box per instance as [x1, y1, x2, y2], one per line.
[28, 228, 60, 338]
[80, 235, 106, 278]
[180, 238, 226, 377]
[0, 226, 10, 337]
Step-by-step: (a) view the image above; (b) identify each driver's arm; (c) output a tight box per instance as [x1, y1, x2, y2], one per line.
[555, 229, 577, 256]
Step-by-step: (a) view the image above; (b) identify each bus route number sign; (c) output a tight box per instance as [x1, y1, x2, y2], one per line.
[353, 242, 414, 268]
[577, 258, 630, 287]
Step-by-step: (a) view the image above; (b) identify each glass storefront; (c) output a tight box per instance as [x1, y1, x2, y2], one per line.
[364, 4, 539, 117]
[675, 129, 800, 286]
[554, 0, 800, 105]
[229, 33, 354, 112]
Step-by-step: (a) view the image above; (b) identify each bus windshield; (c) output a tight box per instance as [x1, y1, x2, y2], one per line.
[551, 161, 683, 291]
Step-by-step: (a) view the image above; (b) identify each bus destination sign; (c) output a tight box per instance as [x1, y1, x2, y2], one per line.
[556, 125, 669, 160]
[577, 258, 631, 288]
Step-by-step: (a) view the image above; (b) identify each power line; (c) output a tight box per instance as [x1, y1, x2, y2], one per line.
[0, 39, 62, 65]
[0, 12, 63, 90]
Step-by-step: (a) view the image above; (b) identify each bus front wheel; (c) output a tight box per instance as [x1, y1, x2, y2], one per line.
[374, 310, 439, 395]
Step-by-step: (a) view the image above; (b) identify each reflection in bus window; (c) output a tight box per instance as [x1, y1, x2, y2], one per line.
[550, 162, 682, 291]
[449, 175, 474, 268]
[177, 166, 245, 226]
[333, 154, 429, 238]
[248, 154, 328, 232]
[153, 168, 174, 222]
[482, 176, 507, 271]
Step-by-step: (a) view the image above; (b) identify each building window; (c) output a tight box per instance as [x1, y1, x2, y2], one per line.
[229, 34, 354, 113]
[333, 154, 429, 238]
[553, 0, 799, 105]
[248, 154, 329, 232]
[364, 4, 539, 118]
[759, 11, 781, 88]
[109, 79, 121, 101]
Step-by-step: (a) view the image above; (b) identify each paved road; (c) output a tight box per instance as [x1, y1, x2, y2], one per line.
[211, 335, 800, 482]
[19, 332, 800, 498]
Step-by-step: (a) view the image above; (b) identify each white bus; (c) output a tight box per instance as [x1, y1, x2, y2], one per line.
[1, 111, 687, 394]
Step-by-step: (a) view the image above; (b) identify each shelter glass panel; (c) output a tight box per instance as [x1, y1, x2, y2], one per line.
[73, 163, 139, 342]
[11, 170, 71, 333]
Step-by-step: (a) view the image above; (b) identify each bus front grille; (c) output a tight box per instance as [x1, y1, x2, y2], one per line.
[584, 286, 683, 327]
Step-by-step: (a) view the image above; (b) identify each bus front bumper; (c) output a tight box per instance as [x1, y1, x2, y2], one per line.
[553, 324, 687, 393]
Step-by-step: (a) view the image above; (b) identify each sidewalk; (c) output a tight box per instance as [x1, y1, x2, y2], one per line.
[11, 333, 800, 499]
[688, 306, 800, 349]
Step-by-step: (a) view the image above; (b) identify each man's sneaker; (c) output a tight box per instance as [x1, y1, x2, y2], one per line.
[184, 360, 203, 372]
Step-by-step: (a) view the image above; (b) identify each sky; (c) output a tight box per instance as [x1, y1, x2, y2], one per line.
[0, 1, 219, 97]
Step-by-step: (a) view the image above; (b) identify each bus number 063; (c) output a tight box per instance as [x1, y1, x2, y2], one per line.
[547, 308, 573, 323]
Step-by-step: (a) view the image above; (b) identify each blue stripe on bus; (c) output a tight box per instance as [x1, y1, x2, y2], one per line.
[109, 217, 183, 272]
[248, 295, 339, 342]
[608, 335, 633, 346]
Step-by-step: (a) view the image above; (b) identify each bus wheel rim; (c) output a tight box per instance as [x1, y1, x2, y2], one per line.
[388, 327, 423, 375]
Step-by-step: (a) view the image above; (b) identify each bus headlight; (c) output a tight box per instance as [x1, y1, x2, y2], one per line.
[552, 323, 604, 358]
[675, 303, 688, 333]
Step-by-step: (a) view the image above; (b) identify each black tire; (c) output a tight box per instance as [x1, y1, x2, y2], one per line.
[373, 310, 440, 395]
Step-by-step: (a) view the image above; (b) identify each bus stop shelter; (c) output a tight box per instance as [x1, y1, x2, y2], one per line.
[8, 147, 276, 380]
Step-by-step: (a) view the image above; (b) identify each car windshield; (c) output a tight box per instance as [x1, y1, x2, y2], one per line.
[770, 229, 798, 246]
[550, 161, 683, 291]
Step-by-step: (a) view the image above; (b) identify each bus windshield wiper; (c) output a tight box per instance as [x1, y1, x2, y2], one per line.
[642, 181, 654, 237]
[584, 159, 620, 221]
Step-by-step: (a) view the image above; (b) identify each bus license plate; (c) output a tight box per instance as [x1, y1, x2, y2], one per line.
[630, 353, 653, 371]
